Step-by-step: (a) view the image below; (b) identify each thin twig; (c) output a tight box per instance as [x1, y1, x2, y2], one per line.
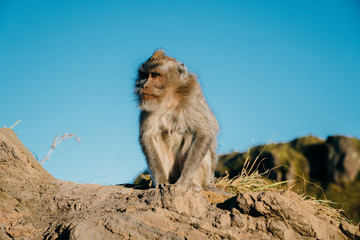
[10, 120, 21, 129]
[41, 133, 81, 165]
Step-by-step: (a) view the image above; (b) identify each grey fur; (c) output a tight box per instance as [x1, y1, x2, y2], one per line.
[135, 49, 219, 189]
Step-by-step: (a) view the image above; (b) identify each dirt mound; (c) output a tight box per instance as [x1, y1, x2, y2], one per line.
[0, 128, 359, 239]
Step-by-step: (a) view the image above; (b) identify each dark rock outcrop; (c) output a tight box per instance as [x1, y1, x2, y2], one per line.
[216, 135, 360, 222]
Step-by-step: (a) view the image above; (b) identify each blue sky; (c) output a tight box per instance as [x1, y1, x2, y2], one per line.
[1, 0, 359, 185]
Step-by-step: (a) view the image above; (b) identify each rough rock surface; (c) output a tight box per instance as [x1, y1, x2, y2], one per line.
[0, 128, 359, 240]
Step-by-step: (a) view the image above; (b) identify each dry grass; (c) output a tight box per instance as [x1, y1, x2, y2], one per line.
[304, 196, 348, 222]
[41, 133, 81, 165]
[213, 137, 290, 194]
[212, 169, 347, 222]
[212, 171, 289, 194]
[10, 120, 21, 129]
[212, 142, 349, 223]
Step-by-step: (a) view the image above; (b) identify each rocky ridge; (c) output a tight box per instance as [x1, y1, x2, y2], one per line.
[0, 128, 359, 239]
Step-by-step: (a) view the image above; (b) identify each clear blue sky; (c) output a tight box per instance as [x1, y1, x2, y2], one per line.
[1, 0, 359, 185]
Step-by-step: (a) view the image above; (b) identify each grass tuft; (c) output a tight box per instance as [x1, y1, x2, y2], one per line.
[212, 140, 349, 223]
[304, 195, 349, 223]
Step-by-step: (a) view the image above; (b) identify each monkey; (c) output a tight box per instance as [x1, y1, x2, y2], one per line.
[134, 49, 219, 190]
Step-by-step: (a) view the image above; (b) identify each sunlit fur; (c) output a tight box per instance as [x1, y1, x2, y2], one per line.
[135, 49, 219, 190]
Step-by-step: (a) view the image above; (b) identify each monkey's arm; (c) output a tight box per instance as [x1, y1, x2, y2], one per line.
[139, 135, 168, 185]
[175, 131, 213, 187]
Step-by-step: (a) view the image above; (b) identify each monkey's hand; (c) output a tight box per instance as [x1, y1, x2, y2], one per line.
[156, 183, 169, 189]
[154, 175, 169, 186]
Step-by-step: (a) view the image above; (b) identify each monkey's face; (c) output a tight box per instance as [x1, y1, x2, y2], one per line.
[135, 50, 191, 112]
[136, 68, 166, 100]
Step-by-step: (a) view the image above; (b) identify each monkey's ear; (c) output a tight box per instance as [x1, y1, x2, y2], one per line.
[178, 63, 186, 74]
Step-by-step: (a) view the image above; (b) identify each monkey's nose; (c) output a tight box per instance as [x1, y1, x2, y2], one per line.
[142, 79, 149, 89]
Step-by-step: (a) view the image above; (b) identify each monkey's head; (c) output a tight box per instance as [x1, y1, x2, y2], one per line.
[135, 49, 196, 112]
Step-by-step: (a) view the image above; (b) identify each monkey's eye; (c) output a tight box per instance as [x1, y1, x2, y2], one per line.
[150, 72, 160, 78]
[138, 71, 147, 79]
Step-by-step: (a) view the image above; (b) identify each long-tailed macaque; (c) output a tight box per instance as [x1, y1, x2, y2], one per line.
[135, 49, 219, 190]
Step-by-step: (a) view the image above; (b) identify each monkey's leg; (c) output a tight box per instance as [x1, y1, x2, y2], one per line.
[140, 135, 168, 185]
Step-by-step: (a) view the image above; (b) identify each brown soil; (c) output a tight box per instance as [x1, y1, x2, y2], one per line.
[0, 128, 359, 240]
